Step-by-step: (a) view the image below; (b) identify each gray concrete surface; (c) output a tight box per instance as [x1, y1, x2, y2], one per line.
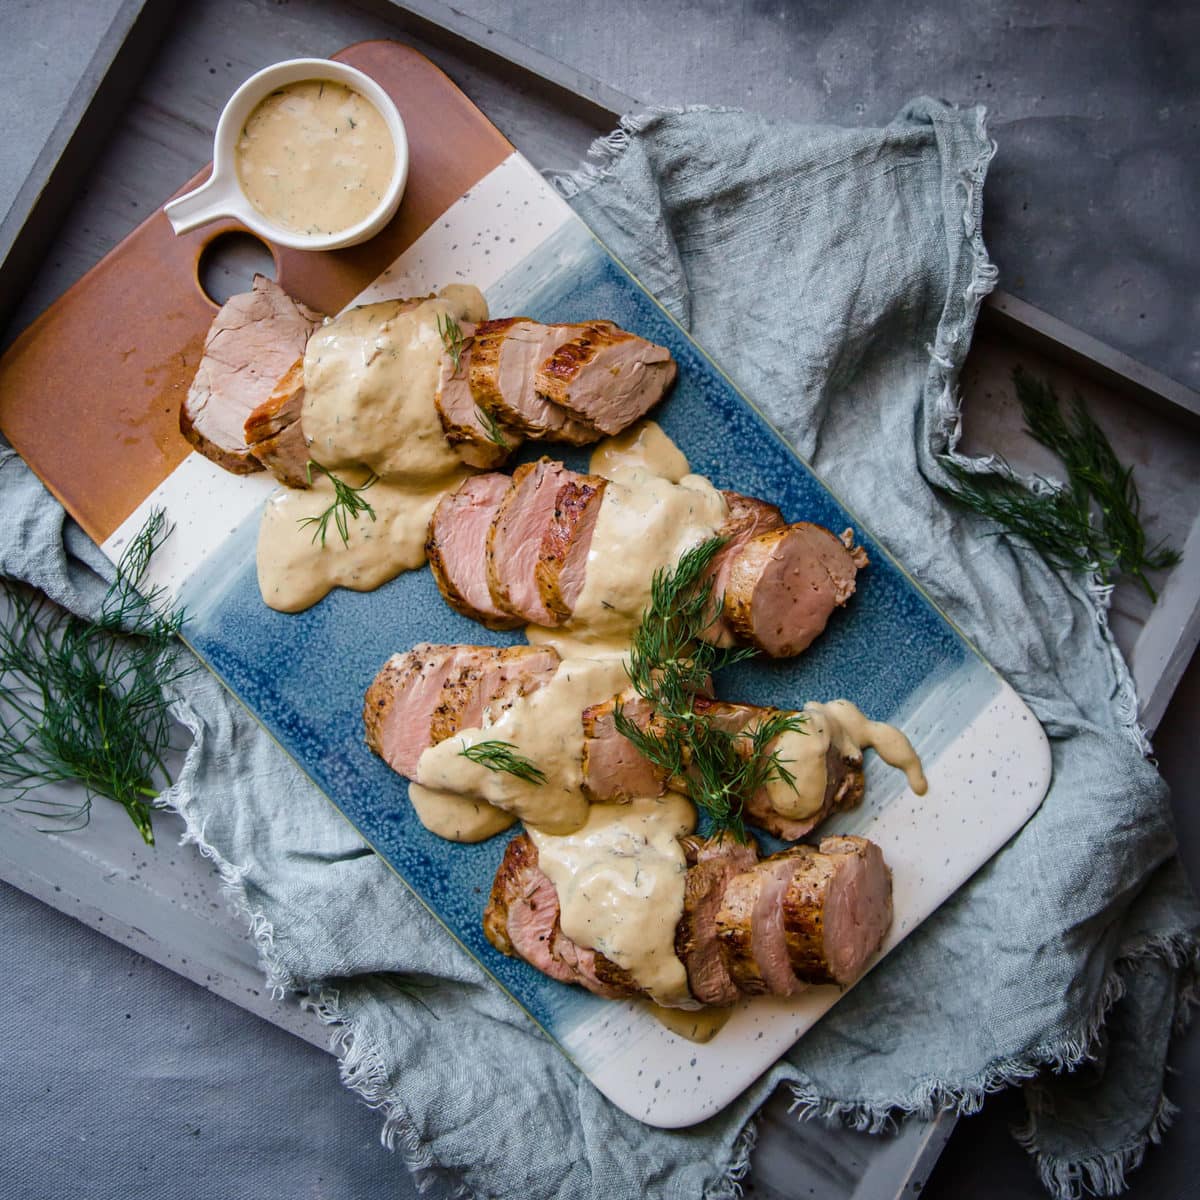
[0, 2, 1196, 1198]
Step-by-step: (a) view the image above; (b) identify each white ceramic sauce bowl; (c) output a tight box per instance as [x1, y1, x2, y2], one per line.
[163, 58, 409, 252]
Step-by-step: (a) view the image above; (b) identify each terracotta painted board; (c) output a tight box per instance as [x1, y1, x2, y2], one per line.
[0, 40, 510, 544]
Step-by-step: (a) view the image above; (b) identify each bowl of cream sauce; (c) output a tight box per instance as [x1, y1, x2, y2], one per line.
[164, 58, 409, 252]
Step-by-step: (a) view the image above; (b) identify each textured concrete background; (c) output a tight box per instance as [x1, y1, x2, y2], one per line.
[0, 2, 1196, 1198]
[453, 0, 1200, 393]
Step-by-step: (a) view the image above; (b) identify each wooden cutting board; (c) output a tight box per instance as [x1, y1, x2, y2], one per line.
[0, 40, 510, 544]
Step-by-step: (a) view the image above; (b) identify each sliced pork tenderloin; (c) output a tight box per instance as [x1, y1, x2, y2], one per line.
[580, 692, 671, 802]
[364, 643, 559, 780]
[433, 324, 522, 469]
[700, 492, 787, 647]
[534, 324, 677, 435]
[182, 275, 322, 473]
[741, 735, 865, 841]
[470, 318, 602, 444]
[722, 523, 868, 658]
[534, 473, 608, 621]
[676, 834, 760, 1006]
[427, 475, 525, 629]
[486, 459, 586, 625]
[243, 355, 311, 487]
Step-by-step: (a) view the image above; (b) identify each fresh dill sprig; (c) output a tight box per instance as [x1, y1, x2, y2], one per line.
[0, 509, 193, 844]
[942, 368, 1181, 601]
[475, 405, 509, 449]
[436, 312, 465, 372]
[612, 537, 801, 840]
[299, 461, 379, 548]
[458, 739, 546, 784]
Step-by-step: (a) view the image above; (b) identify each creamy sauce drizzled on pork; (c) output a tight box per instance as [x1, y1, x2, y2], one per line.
[236, 80, 394, 236]
[535, 460, 727, 656]
[414, 656, 630, 834]
[765, 699, 927, 819]
[529, 794, 697, 1008]
[588, 420, 690, 483]
[303, 288, 486, 480]
[258, 469, 467, 613]
[257, 286, 487, 613]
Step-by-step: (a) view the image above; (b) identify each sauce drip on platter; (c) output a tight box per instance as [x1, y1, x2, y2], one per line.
[407, 785, 517, 843]
[257, 469, 467, 613]
[236, 80, 394, 236]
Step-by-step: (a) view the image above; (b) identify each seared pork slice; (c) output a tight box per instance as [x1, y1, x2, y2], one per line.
[534, 472, 608, 621]
[434, 326, 522, 469]
[486, 460, 581, 625]
[484, 834, 640, 999]
[427, 476, 524, 629]
[469, 318, 602, 444]
[428, 644, 560, 746]
[580, 692, 670, 802]
[243, 356, 310, 487]
[182, 275, 322, 473]
[701, 493, 787, 647]
[534, 325, 677, 435]
[676, 834, 759, 1006]
[364, 644, 488, 779]
[778, 836, 892, 985]
[742, 737, 865, 841]
[723, 523, 868, 658]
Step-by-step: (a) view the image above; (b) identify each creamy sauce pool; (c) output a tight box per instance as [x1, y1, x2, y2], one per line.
[258, 468, 467, 613]
[407, 786, 516, 842]
[529, 794, 697, 1009]
[236, 80, 394, 236]
[414, 656, 631, 834]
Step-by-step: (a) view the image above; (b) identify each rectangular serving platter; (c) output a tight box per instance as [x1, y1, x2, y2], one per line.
[0, 39, 1051, 1127]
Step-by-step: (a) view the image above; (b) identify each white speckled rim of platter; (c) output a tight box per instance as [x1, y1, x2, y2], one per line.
[106, 150, 1051, 1128]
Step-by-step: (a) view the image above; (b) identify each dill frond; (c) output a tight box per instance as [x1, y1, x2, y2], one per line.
[299, 461, 379, 548]
[614, 537, 796, 840]
[436, 312, 465, 372]
[942, 368, 1181, 600]
[458, 739, 546, 784]
[0, 510, 193, 844]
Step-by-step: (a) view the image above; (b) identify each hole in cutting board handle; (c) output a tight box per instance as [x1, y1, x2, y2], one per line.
[197, 232, 277, 306]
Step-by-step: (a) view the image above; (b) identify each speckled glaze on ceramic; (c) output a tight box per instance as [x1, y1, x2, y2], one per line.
[148, 153, 1049, 1128]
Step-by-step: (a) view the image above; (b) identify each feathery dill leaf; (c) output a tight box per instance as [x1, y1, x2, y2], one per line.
[299, 461, 379, 548]
[436, 312, 465, 372]
[614, 537, 802, 840]
[942, 368, 1180, 600]
[458, 739, 546, 784]
[0, 509, 192, 844]
[475, 405, 509, 449]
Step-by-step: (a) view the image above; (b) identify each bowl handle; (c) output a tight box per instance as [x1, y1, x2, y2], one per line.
[163, 175, 233, 235]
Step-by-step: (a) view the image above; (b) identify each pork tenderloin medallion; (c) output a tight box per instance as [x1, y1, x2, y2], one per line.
[433, 323, 522, 469]
[469, 318, 603, 444]
[534, 474, 609, 621]
[534, 325, 678, 435]
[700, 492, 787, 647]
[580, 691, 671, 802]
[243, 356, 310, 487]
[426, 475, 524, 629]
[715, 836, 892, 992]
[723, 523, 869, 658]
[486, 460, 600, 625]
[364, 643, 559, 780]
[182, 274, 322, 473]
[675, 834, 760, 1006]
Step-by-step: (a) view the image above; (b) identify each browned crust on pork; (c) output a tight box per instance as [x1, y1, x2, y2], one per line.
[714, 869, 769, 995]
[468, 317, 530, 429]
[534, 475, 608, 620]
[180, 406, 263, 473]
[243, 356, 309, 487]
[362, 654, 414, 756]
[484, 833, 538, 956]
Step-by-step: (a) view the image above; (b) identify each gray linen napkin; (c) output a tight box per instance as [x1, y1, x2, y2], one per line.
[2, 98, 1196, 1199]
